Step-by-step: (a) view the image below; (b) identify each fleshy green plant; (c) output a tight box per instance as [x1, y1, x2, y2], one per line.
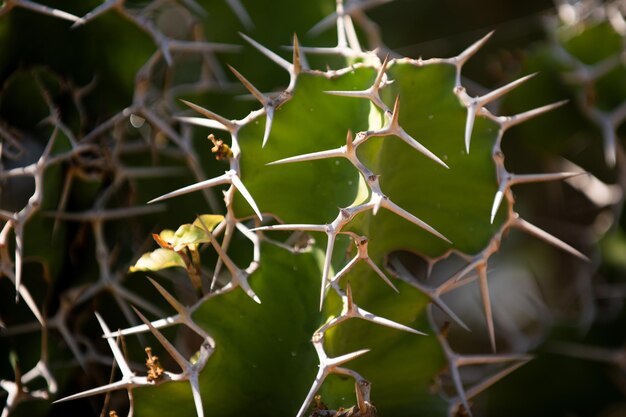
[2, 1, 619, 417]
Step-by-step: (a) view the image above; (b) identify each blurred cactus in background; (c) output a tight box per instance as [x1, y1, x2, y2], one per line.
[1, 1, 625, 417]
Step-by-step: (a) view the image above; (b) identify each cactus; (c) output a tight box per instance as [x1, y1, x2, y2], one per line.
[484, 1, 626, 415]
[0, 1, 616, 417]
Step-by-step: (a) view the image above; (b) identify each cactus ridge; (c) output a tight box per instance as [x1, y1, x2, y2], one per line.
[62, 25, 582, 417]
[0, 1, 600, 417]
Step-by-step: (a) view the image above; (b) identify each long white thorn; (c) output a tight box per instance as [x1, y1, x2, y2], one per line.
[53, 380, 136, 403]
[463, 358, 531, 402]
[490, 183, 507, 224]
[502, 100, 568, 129]
[94, 313, 133, 377]
[464, 103, 477, 154]
[175, 116, 230, 131]
[382, 198, 451, 243]
[320, 232, 337, 311]
[262, 106, 274, 148]
[72, 0, 118, 27]
[230, 174, 263, 220]
[180, 99, 237, 132]
[365, 258, 399, 293]
[132, 307, 189, 370]
[147, 278, 186, 315]
[240, 33, 292, 72]
[18, 0, 80, 22]
[492, 171, 581, 223]
[250, 224, 327, 233]
[510, 171, 583, 185]
[148, 173, 230, 204]
[456, 31, 494, 67]
[227, 64, 267, 105]
[477, 265, 496, 352]
[189, 373, 205, 417]
[267, 148, 345, 165]
[449, 359, 471, 416]
[513, 217, 589, 261]
[13, 224, 23, 301]
[432, 296, 470, 332]
[479, 73, 536, 105]
[359, 307, 426, 335]
[389, 97, 449, 168]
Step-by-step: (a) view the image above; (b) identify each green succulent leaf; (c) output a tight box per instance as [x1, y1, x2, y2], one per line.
[134, 243, 323, 417]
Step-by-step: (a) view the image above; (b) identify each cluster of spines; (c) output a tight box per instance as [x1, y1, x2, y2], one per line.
[0, 1, 596, 417]
[90, 16, 590, 417]
[0, 0, 247, 415]
[520, 0, 626, 387]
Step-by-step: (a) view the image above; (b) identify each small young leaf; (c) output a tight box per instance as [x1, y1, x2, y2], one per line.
[170, 223, 212, 252]
[130, 248, 186, 272]
[192, 214, 224, 231]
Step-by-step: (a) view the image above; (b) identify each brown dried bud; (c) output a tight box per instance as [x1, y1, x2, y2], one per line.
[145, 347, 165, 382]
[208, 134, 233, 161]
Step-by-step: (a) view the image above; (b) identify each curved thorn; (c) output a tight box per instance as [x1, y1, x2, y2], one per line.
[490, 185, 506, 224]
[262, 106, 274, 148]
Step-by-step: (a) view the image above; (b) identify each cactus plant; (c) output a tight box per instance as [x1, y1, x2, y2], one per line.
[1, 1, 620, 417]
